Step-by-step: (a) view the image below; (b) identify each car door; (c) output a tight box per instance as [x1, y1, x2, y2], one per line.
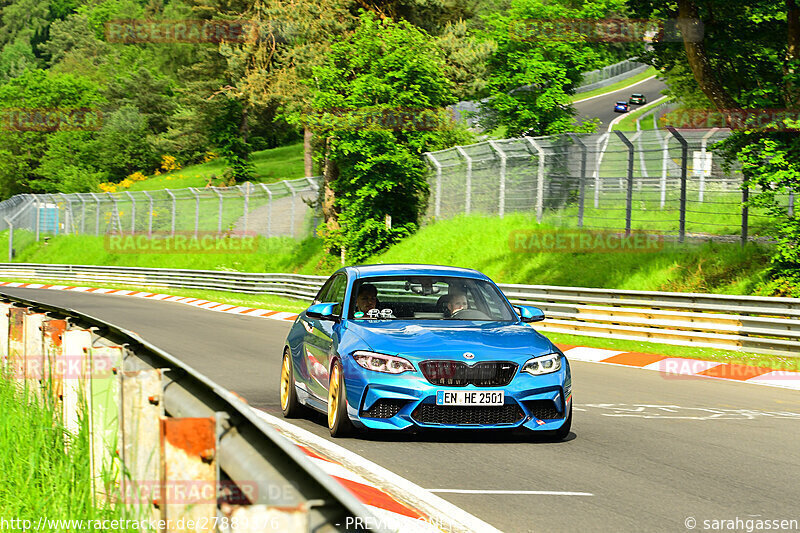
[303, 273, 347, 400]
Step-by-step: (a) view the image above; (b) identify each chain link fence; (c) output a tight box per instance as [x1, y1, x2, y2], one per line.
[0, 177, 322, 260]
[424, 128, 796, 241]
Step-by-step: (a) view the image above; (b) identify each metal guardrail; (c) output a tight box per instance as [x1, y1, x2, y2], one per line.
[0, 289, 382, 532]
[0, 263, 797, 356]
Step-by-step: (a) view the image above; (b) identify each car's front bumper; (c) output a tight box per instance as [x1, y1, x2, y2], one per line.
[340, 354, 571, 432]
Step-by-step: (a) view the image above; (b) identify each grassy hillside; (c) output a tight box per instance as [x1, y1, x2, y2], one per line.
[125, 143, 306, 192]
[3, 214, 773, 295]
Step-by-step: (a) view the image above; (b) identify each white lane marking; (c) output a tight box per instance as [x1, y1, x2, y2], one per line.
[573, 75, 657, 104]
[583, 404, 800, 420]
[254, 409, 503, 533]
[746, 371, 800, 390]
[427, 489, 594, 496]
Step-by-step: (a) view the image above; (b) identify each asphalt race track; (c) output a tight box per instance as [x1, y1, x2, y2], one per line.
[4, 288, 799, 533]
[574, 76, 668, 131]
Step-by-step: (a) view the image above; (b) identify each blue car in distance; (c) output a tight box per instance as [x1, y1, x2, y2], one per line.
[614, 101, 630, 113]
[280, 264, 572, 439]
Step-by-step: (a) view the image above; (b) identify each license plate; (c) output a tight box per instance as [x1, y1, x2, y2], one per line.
[436, 390, 504, 406]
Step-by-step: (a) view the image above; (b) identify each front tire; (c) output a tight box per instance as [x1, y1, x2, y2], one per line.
[327, 359, 354, 437]
[552, 403, 572, 441]
[280, 348, 306, 418]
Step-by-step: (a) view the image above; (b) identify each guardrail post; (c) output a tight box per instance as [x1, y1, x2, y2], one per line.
[23, 312, 46, 398]
[165, 189, 177, 237]
[143, 191, 154, 237]
[488, 141, 507, 217]
[741, 182, 749, 247]
[160, 416, 217, 531]
[189, 188, 200, 237]
[569, 134, 587, 228]
[120, 368, 163, 522]
[41, 317, 68, 408]
[455, 146, 472, 214]
[284, 181, 296, 237]
[88, 345, 124, 504]
[425, 153, 443, 220]
[124, 191, 136, 234]
[614, 131, 635, 236]
[260, 184, 273, 237]
[61, 329, 93, 444]
[0, 302, 12, 368]
[524, 137, 546, 223]
[667, 126, 688, 243]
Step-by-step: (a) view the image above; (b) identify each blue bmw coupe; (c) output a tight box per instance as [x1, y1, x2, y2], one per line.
[280, 264, 572, 439]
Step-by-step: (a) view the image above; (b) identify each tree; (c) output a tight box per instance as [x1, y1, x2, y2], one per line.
[300, 13, 473, 262]
[630, 0, 799, 295]
[479, 0, 630, 136]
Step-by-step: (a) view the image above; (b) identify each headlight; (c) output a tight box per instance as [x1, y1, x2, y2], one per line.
[521, 353, 562, 376]
[352, 351, 415, 374]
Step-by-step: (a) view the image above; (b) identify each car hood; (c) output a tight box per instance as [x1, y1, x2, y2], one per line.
[344, 320, 557, 361]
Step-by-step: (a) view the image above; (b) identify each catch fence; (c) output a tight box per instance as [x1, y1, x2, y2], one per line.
[424, 128, 795, 241]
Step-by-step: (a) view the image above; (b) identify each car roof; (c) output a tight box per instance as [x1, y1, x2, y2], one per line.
[631, 93, 643, 96]
[343, 263, 490, 280]
[616, 101, 627, 104]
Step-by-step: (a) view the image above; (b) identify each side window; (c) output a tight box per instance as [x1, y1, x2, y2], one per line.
[314, 276, 336, 304]
[328, 275, 347, 316]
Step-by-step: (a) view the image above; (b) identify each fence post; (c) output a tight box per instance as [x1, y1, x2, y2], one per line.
[569, 134, 587, 228]
[124, 191, 136, 234]
[667, 126, 688, 243]
[240, 183, 250, 234]
[107, 192, 121, 234]
[455, 146, 472, 214]
[524, 137, 546, 223]
[213, 188, 223, 233]
[89, 193, 101, 236]
[143, 191, 153, 237]
[78, 195, 86, 234]
[790, 188, 795, 218]
[189, 188, 200, 237]
[593, 133, 609, 208]
[4, 217, 12, 261]
[614, 131, 635, 236]
[660, 131, 669, 209]
[34, 195, 41, 242]
[284, 181, 296, 237]
[741, 182, 749, 246]
[59, 193, 74, 234]
[488, 141, 507, 217]
[265, 184, 274, 236]
[165, 189, 176, 236]
[425, 153, 443, 220]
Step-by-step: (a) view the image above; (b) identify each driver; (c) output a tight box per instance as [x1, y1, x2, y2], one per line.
[355, 283, 379, 314]
[444, 293, 468, 318]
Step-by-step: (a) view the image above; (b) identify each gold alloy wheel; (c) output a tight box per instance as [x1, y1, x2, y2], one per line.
[280, 353, 290, 411]
[328, 364, 340, 429]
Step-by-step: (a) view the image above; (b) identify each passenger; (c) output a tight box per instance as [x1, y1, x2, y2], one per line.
[355, 283, 379, 314]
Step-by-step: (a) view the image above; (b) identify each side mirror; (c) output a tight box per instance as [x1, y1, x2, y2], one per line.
[306, 302, 339, 321]
[516, 305, 545, 323]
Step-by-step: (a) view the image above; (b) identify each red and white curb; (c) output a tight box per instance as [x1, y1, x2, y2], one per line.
[0, 281, 299, 322]
[256, 410, 502, 533]
[558, 345, 800, 391]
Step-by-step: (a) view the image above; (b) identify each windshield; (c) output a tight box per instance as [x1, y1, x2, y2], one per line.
[348, 276, 517, 322]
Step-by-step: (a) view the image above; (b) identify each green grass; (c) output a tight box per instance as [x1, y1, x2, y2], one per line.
[0, 377, 132, 531]
[570, 67, 658, 103]
[126, 143, 306, 192]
